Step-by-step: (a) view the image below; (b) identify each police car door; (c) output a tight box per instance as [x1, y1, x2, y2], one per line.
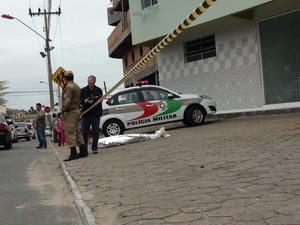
[141, 88, 181, 125]
[114, 90, 146, 129]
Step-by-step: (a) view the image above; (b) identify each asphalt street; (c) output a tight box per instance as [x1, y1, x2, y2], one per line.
[0, 138, 83, 225]
[55, 112, 300, 225]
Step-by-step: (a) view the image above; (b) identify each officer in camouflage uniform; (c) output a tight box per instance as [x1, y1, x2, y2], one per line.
[61, 70, 88, 161]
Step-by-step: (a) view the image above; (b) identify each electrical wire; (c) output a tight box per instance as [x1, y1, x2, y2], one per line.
[58, 0, 64, 67]
[56, 40, 107, 50]
[58, 16, 64, 66]
[28, 0, 44, 52]
[6, 94, 50, 97]
[51, 15, 59, 41]
[7, 91, 53, 93]
[44, 0, 64, 71]
[47, 0, 52, 34]
[6, 90, 58, 98]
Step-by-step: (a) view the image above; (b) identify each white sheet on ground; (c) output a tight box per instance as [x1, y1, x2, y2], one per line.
[98, 127, 170, 148]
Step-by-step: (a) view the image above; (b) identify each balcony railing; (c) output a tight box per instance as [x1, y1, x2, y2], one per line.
[108, 11, 131, 58]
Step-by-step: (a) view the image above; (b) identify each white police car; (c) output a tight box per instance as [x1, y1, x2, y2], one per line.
[100, 85, 217, 137]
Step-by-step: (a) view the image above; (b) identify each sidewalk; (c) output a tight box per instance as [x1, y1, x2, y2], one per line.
[54, 112, 300, 225]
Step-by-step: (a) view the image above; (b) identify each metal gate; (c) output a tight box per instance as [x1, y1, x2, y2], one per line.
[259, 10, 300, 104]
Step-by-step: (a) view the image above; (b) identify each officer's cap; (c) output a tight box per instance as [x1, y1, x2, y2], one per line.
[64, 70, 74, 77]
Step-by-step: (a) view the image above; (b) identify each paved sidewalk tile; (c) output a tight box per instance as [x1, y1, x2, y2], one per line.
[56, 113, 300, 225]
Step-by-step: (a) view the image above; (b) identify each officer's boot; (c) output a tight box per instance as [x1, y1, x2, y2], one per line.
[64, 147, 79, 161]
[78, 144, 88, 158]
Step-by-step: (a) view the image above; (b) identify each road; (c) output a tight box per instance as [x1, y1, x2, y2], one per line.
[0, 138, 82, 225]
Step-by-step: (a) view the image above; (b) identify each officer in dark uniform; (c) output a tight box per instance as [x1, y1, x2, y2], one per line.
[61, 70, 88, 161]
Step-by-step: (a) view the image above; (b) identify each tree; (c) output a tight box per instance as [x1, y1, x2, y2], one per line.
[0, 80, 8, 106]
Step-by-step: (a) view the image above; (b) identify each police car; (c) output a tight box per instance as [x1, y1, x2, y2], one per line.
[100, 85, 217, 137]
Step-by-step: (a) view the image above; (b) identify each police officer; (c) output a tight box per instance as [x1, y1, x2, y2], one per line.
[61, 70, 88, 161]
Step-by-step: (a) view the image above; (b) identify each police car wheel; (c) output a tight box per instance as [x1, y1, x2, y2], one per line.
[184, 106, 206, 126]
[103, 119, 125, 137]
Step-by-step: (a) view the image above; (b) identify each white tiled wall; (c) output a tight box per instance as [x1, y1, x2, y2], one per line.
[158, 19, 264, 112]
[158, 0, 300, 113]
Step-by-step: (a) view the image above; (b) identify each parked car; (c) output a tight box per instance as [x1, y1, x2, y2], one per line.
[9, 123, 18, 143]
[100, 85, 217, 137]
[5, 119, 17, 143]
[0, 114, 12, 149]
[45, 127, 52, 136]
[14, 122, 31, 141]
[26, 122, 36, 139]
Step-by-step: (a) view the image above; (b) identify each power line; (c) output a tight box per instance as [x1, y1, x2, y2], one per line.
[28, 1, 62, 110]
[56, 40, 107, 50]
[7, 91, 55, 94]
[6, 93, 50, 97]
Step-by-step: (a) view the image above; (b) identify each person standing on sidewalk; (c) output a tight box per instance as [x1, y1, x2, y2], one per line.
[55, 113, 61, 147]
[50, 113, 57, 143]
[35, 103, 47, 149]
[55, 112, 67, 147]
[80, 75, 103, 154]
[62, 70, 88, 161]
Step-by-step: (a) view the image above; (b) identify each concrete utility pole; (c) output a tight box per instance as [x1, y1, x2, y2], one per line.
[29, 2, 61, 111]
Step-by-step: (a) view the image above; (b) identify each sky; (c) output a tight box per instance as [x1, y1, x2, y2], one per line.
[0, 0, 123, 111]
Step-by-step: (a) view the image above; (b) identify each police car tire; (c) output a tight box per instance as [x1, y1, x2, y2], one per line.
[184, 106, 206, 126]
[103, 119, 125, 137]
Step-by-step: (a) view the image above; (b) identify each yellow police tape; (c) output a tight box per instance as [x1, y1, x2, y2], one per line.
[81, 0, 217, 116]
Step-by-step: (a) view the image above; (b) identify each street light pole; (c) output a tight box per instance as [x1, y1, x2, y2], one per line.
[1, 14, 47, 41]
[1, 13, 55, 110]
[43, 10, 54, 110]
[28, 6, 61, 111]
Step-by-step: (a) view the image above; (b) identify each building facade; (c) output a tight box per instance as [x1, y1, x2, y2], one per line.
[107, 0, 159, 87]
[128, 0, 300, 113]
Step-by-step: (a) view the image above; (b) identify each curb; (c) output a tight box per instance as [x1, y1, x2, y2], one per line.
[51, 142, 97, 225]
[212, 107, 300, 120]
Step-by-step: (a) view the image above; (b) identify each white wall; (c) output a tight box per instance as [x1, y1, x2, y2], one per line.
[129, 0, 272, 45]
[158, 16, 263, 112]
[157, 0, 300, 113]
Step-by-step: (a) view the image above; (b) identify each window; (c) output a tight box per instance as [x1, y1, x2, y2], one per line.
[142, 0, 158, 9]
[127, 93, 139, 103]
[141, 89, 169, 101]
[184, 35, 216, 63]
[139, 46, 143, 57]
[108, 91, 140, 105]
[131, 51, 135, 62]
[124, 56, 127, 67]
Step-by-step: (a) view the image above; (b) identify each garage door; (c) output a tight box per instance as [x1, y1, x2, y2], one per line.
[259, 10, 300, 104]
